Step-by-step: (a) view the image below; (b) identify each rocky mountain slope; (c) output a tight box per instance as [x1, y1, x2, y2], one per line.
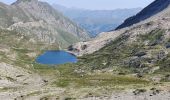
[70, 0, 170, 75]
[66, 1, 170, 99]
[70, 0, 170, 57]
[0, 28, 59, 99]
[116, 0, 170, 29]
[53, 4, 141, 37]
[0, 0, 90, 48]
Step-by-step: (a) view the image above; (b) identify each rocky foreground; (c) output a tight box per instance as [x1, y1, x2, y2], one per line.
[83, 91, 170, 100]
[0, 61, 169, 100]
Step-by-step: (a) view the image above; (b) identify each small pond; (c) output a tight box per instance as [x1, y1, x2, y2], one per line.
[36, 50, 77, 65]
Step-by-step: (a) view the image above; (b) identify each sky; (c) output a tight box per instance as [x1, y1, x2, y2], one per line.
[0, 0, 155, 10]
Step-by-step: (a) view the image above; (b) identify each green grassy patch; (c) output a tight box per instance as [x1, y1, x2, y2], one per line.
[139, 29, 164, 45]
[53, 73, 149, 88]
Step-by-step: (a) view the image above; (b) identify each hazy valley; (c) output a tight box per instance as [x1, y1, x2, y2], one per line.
[53, 4, 141, 37]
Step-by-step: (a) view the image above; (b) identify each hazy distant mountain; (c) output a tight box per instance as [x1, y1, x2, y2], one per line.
[53, 4, 142, 37]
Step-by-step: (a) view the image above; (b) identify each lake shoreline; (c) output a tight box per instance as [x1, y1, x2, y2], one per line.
[36, 50, 78, 65]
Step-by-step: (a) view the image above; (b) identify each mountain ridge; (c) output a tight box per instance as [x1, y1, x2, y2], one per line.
[0, 0, 90, 48]
[116, 0, 170, 30]
[12, 0, 38, 4]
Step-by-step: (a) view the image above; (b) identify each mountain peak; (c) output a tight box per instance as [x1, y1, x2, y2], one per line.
[13, 0, 38, 5]
[17, 0, 38, 2]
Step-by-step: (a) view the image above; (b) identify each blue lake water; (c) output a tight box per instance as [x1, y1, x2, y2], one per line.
[36, 50, 77, 65]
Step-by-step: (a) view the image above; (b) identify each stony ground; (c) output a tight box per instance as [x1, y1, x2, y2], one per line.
[83, 92, 170, 100]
